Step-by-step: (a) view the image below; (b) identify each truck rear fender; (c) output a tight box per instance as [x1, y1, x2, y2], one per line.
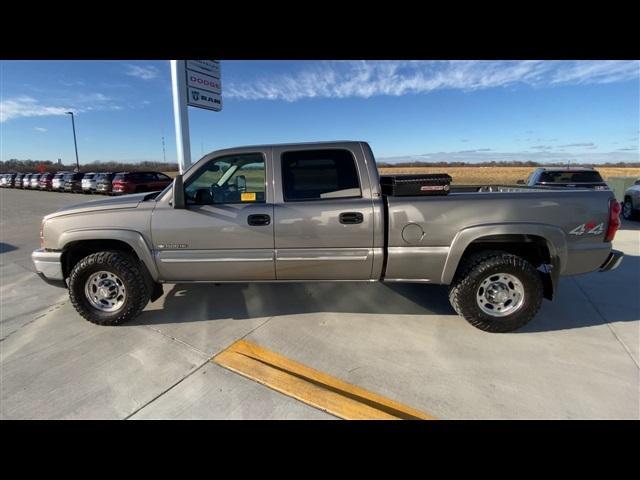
[442, 224, 568, 299]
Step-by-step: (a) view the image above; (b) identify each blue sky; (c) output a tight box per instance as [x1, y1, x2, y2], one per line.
[1, 60, 638, 164]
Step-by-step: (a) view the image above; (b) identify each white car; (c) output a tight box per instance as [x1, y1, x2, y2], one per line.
[81, 172, 97, 193]
[622, 178, 640, 220]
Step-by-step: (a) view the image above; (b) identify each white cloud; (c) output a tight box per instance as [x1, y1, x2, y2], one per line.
[0, 96, 70, 123]
[0, 93, 122, 123]
[551, 61, 640, 85]
[125, 64, 159, 80]
[227, 60, 640, 102]
[34, 127, 48, 132]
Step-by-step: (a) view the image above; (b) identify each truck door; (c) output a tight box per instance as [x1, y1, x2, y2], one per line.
[151, 151, 275, 282]
[273, 146, 376, 280]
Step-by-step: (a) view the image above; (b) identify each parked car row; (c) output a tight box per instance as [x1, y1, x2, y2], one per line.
[0, 171, 173, 195]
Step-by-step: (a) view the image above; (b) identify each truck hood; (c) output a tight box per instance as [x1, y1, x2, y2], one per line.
[45, 192, 156, 220]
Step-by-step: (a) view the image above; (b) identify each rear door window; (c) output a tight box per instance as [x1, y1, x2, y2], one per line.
[281, 149, 361, 201]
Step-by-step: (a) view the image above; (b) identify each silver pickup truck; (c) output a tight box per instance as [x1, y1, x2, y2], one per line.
[32, 141, 624, 332]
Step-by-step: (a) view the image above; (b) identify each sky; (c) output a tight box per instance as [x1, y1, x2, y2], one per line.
[1, 60, 638, 165]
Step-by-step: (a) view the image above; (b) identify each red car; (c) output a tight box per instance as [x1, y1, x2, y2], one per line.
[112, 171, 173, 195]
[38, 172, 54, 190]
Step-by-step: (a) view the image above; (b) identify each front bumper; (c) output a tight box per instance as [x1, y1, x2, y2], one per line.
[32, 249, 67, 288]
[599, 249, 624, 272]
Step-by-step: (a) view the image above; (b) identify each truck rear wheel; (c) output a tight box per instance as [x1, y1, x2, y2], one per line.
[68, 251, 150, 325]
[448, 251, 543, 333]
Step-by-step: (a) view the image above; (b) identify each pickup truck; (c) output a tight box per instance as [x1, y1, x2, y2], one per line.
[517, 166, 609, 190]
[32, 141, 624, 333]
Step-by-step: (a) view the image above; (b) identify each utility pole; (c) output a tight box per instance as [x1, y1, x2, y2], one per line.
[65, 111, 80, 171]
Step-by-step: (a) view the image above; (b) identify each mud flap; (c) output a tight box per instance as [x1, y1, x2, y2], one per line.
[538, 263, 557, 300]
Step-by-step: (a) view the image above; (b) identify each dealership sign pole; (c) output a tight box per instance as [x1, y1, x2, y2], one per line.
[170, 60, 221, 174]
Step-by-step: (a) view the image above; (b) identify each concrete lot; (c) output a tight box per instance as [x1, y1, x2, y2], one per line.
[1, 188, 638, 419]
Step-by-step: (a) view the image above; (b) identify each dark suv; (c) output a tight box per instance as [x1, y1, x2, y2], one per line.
[63, 172, 84, 193]
[14, 172, 25, 188]
[112, 171, 172, 195]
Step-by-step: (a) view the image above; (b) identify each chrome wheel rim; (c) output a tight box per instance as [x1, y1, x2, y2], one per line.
[84, 271, 126, 312]
[476, 272, 525, 317]
[623, 201, 632, 218]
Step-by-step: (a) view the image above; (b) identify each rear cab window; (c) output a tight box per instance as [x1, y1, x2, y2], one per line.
[538, 171, 604, 183]
[281, 149, 361, 201]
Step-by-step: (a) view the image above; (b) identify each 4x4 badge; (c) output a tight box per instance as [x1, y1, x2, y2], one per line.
[569, 222, 604, 235]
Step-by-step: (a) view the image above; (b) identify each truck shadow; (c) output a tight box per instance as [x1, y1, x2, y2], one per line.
[136, 281, 456, 326]
[519, 253, 639, 333]
[619, 219, 640, 231]
[136, 256, 639, 333]
[0, 242, 18, 254]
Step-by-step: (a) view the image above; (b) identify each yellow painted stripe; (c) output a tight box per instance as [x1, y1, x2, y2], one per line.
[213, 340, 436, 420]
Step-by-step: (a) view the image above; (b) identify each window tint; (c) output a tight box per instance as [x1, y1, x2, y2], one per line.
[281, 149, 361, 201]
[114, 173, 126, 181]
[157, 173, 170, 181]
[185, 153, 266, 205]
[538, 171, 604, 183]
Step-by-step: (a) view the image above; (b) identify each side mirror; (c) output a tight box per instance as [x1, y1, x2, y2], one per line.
[516, 179, 525, 185]
[173, 174, 185, 209]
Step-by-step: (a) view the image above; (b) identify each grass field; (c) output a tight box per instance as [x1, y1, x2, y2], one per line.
[166, 167, 640, 185]
[378, 166, 640, 185]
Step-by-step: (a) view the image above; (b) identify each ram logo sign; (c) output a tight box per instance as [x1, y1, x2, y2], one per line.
[187, 87, 222, 111]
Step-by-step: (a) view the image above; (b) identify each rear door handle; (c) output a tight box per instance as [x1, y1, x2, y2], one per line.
[247, 214, 271, 226]
[339, 212, 364, 224]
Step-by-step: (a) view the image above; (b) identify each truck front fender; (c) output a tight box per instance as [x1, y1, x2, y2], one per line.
[440, 223, 568, 285]
[58, 229, 160, 281]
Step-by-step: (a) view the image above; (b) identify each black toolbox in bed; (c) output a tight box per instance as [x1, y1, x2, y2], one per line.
[380, 174, 452, 196]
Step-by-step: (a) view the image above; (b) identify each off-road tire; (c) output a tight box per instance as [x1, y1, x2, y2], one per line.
[448, 251, 543, 333]
[68, 251, 150, 325]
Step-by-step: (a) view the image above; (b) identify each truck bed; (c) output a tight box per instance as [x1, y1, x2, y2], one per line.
[381, 187, 613, 283]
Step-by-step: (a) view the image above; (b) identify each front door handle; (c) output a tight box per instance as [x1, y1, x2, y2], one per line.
[247, 214, 271, 226]
[339, 212, 364, 224]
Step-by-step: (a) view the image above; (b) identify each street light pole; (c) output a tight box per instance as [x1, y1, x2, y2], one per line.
[65, 112, 80, 172]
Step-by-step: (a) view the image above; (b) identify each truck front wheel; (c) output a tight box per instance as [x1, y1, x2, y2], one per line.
[448, 251, 543, 333]
[68, 251, 150, 325]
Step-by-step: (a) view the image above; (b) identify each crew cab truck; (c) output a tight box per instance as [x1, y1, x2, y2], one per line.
[32, 141, 623, 333]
